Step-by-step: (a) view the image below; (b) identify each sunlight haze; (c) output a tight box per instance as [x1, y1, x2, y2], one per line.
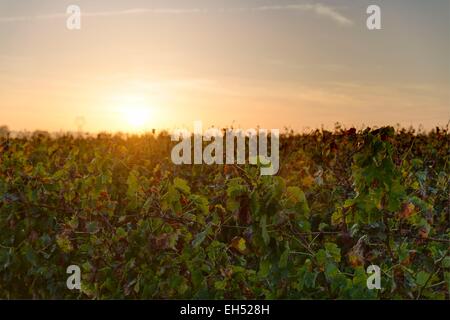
[0, 0, 449, 132]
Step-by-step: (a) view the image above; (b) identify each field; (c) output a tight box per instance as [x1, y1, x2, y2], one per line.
[0, 126, 448, 299]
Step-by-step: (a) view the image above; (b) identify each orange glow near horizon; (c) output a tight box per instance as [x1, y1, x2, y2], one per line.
[0, 1, 448, 132]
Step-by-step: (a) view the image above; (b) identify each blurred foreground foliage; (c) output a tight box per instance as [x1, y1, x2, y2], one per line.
[0, 125, 448, 299]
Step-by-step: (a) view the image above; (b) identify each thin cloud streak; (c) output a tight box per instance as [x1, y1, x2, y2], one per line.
[0, 3, 353, 26]
[254, 4, 353, 26]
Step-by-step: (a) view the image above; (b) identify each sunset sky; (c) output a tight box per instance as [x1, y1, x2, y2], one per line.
[0, 0, 449, 133]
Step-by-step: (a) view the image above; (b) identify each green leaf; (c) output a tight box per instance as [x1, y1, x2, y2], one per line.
[303, 271, 318, 289]
[442, 257, 450, 269]
[250, 191, 260, 216]
[56, 235, 73, 253]
[163, 185, 182, 214]
[115, 227, 127, 240]
[86, 221, 99, 234]
[279, 246, 290, 268]
[226, 178, 247, 198]
[260, 215, 270, 245]
[174, 177, 191, 194]
[126, 169, 140, 197]
[258, 260, 271, 278]
[344, 199, 355, 208]
[82, 261, 92, 272]
[134, 277, 140, 293]
[192, 229, 208, 248]
[416, 271, 430, 287]
[286, 186, 310, 217]
[325, 262, 339, 279]
[190, 194, 209, 215]
[214, 280, 226, 290]
[142, 197, 153, 213]
[316, 249, 327, 266]
[325, 242, 341, 263]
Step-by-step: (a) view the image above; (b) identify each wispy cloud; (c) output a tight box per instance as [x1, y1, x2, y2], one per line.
[0, 3, 353, 26]
[0, 13, 64, 23]
[253, 4, 353, 26]
[0, 8, 201, 22]
[84, 8, 207, 17]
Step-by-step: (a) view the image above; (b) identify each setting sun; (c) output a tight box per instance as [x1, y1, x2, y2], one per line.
[110, 93, 156, 132]
[122, 105, 152, 130]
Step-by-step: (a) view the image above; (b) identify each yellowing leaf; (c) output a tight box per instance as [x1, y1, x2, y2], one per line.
[399, 202, 415, 219]
[231, 237, 247, 254]
[56, 235, 73, 253]
[173, 177, 191, 194]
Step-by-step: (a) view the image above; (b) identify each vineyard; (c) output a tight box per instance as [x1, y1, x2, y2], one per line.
[0, 126, 448, 299]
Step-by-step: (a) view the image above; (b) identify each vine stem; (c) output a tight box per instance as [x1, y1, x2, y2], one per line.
[416, 267, 441, 300]
[382, 211, 395, 262]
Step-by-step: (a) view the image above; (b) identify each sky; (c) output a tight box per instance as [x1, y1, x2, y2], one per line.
[0, 0, 449, 133]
